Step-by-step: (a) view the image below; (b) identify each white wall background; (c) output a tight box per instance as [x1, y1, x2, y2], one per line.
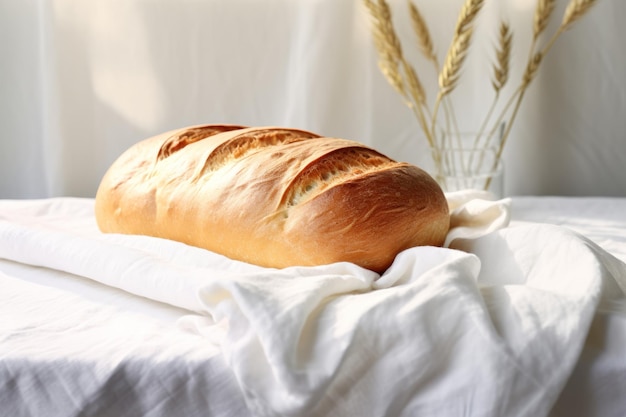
[1, 0, 624, 198]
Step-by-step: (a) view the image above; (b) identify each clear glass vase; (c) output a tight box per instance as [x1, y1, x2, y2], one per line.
[429, 130, 504, 198]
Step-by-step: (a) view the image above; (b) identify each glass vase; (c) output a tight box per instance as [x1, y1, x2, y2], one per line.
[429, 129, 504, 198]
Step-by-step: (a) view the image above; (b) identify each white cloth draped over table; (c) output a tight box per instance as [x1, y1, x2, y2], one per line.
[2, 0, 626, 198]
[1, 192, 625, 416]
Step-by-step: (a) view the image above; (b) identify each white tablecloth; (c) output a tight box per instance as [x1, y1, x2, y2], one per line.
[1, 195, 625, 416]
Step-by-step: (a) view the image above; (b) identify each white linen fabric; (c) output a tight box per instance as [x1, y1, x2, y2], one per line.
[0, 265, 250, 417]
[511, 196, 626, 417]
[1, 195, 625, 416]
[512, 196, 626, 264]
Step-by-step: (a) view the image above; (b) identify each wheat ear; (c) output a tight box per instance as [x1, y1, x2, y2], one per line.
[454, 0, 485, 36]
[438, 0, 485, 97]
[534, 0, 557, 40]
[562, 0, 598, 30]
[438, 0, 484, 95]
[408, 1, 437, 65]
[492, 22, 512, 93]
[438, 30, 473, 97]
[363, 0, 404, 95]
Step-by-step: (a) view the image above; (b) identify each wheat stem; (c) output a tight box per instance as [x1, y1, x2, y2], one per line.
[493, 22, 512, 94]
[432, 0, 485, 179]
[473, 21, 511, 157]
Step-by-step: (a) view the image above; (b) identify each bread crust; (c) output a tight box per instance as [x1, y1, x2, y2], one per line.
[95, 125, 450, 273]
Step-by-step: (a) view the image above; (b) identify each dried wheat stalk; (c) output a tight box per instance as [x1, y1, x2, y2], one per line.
[408, 0, 463, 153]
[492, 22, 512, 93]
[432, 0, 485, 141]
[488, 0, 598, 189]
[454, 0, 486, 36]
[408, 1, 437, 65]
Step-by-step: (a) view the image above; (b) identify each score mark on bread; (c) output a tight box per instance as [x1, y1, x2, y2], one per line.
[283, 146, 393, 209]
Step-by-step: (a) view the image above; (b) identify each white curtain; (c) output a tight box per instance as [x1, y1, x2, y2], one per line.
[1, 0, 625, 198]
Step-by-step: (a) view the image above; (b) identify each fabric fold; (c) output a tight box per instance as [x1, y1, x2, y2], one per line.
[444, 189, 512, 247]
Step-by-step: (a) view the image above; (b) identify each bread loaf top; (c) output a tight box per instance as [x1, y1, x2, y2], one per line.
[95, 125, 450, 273]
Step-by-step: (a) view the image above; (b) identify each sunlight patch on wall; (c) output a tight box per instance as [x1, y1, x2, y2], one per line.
[83, 2, 166, 130]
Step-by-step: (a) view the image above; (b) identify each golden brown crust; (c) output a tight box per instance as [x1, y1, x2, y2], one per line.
[95, 125, 450, 273]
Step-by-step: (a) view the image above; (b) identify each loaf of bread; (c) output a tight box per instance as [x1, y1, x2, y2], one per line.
[95, 125, 449, 273]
